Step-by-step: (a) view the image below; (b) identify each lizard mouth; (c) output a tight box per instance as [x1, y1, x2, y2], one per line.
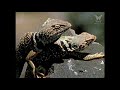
[79, 39, 95, 50]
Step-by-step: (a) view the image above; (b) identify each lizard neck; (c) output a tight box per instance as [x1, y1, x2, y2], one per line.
[32, 32, 44, 52]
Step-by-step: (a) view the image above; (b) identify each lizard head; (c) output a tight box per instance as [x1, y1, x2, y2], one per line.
[39, 18, 72, 44]
[71, 32, 96, 51]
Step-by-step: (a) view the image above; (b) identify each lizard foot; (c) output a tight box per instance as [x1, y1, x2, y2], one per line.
[36, 73, 47, 78]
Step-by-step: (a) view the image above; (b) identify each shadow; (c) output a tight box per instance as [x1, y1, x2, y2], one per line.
[72, 24, 85, 34]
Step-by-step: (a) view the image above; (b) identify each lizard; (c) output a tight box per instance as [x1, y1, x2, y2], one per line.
[24, 32, 104, 78]
[16, 18, 72, 78]
[56, 32, 104, 60]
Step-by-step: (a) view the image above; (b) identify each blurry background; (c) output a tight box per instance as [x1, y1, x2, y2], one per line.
[16, 12, 104, 47]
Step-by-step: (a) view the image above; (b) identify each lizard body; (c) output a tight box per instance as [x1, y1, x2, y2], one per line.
[25, 32, 104, 78]
[16, 18, 71, 78]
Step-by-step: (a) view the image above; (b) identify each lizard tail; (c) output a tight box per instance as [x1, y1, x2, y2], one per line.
[16, 32, 33, 78]
[16, 57, 25, 78]
[16, 48, 27, 78]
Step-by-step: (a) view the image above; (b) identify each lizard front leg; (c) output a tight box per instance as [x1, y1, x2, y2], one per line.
[26, 60, 36, 78]
[66, 51, 104, 61]
[26, 50, 39, 78]
[83, 52, 105, 60]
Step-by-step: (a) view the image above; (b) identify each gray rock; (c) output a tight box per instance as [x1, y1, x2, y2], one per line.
[47, 42, 105, 78]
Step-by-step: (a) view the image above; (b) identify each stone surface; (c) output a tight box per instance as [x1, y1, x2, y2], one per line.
[47, 42, 105, 78]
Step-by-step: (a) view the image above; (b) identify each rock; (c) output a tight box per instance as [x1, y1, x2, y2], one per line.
[47, 42, 105, 78]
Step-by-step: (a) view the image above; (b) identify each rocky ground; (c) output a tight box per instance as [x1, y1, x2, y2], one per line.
[47, 42, 105, 78]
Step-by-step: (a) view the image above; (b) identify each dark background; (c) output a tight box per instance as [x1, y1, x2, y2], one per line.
[3, 0, 114, 87]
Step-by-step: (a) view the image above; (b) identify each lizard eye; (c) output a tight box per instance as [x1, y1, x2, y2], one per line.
[86, 39, 94, 45]
[52, 24, 66, 29]
[51, 24, 61, 29]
